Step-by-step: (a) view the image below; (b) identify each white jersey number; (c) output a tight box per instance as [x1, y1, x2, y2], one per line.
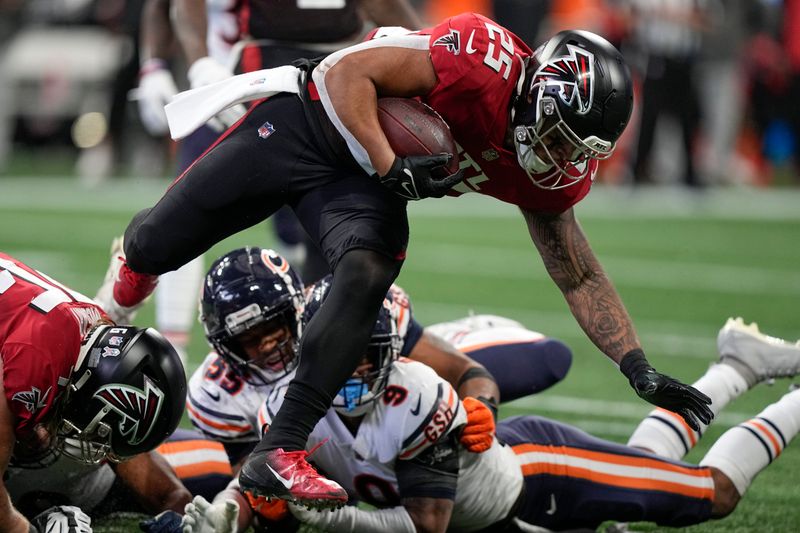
[0, 258, 93, 313]
[483, 22, 514, 80]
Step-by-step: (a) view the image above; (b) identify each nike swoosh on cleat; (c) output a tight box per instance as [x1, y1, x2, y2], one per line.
[267, 464, 294, 490]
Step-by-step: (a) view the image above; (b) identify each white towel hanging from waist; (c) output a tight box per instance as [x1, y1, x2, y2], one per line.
[165, 65, 303, 140]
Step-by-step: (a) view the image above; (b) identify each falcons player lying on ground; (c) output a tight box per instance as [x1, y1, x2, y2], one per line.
[186, 246, 572, 476]
[0, 252, 188, 533]
[184, 289, 800, 533]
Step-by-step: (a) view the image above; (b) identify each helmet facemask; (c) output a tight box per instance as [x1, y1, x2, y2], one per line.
[513, 35, 629, 190]
[210, 298, 301, 387]
[333, 331, 401, 418]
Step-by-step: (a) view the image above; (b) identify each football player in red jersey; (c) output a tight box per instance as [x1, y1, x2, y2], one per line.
[105, 13, 712, 507]
[0, 253, 188, 532]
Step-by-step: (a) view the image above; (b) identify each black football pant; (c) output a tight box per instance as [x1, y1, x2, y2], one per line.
[123, 93, 407, 452]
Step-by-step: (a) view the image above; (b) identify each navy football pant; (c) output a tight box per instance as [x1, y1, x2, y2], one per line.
[497, 416, 714, 530]
[466, 338, 572, 402]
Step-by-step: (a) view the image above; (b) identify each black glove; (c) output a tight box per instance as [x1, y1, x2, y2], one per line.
[31, 505, 92, 533]
[139, 510, 184, 533]
[620, 349, 714, 431]
[376, 154, 464, 201]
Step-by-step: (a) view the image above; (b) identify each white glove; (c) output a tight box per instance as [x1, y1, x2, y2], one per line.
[187, 56, 247, 131]
[137, 58, 178, 135]
[182, 495, 239, 533]
[288, 502, 416, 533]
[31, 505, 92, 533]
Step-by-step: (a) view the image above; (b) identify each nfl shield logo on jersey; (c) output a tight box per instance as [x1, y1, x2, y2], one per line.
[258, 121, 275, 139]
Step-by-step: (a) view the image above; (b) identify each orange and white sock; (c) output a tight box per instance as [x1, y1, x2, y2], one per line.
[627, 363, 748, 459]
[700, 387, 800, 495]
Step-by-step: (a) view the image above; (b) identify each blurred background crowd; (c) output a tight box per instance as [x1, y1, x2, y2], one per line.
[0, 0, 798, 189]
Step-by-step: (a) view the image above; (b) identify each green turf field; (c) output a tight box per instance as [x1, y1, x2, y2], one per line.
[1, 176, 799, 532]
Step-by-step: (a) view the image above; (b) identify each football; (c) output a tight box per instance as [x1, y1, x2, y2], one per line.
[377, 97, 459, 175]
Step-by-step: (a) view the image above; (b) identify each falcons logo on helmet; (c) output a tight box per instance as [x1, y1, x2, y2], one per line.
[533, 44, 595, 115]
[93, 376, 164, 445]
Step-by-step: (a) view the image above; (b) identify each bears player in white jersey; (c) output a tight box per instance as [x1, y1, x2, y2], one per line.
[185, 246, 572, 481]
[0, 253, 188, 532]
[105, 12, 713, 507]
[185, 280, 800, 532]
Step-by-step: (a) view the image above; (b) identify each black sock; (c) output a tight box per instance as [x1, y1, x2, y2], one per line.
[254, 249, 402, 453]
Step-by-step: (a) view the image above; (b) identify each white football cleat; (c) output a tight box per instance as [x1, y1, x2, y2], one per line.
[717, 317, 800, 386]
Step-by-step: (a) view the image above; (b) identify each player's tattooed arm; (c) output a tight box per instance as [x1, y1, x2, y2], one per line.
[522, 207, 640, 364]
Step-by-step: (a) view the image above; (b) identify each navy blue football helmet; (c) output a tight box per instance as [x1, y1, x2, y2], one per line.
[512, 30, 634, 189]
[304, 275, 401, 417]
[200, 247, 305, 386]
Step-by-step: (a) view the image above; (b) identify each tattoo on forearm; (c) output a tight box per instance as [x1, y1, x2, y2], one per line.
[524, 209, 639, 360]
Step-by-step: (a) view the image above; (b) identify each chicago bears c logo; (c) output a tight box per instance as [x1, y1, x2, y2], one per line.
[533, 44, 595, 115]
[93, 376, 164, 445]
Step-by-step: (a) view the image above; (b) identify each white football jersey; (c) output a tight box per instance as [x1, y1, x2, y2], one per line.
[187, 282, 415, 443]
[186, 352, 295, 443]
[258, 360, 523, 531]
[427, 314, 545, 354]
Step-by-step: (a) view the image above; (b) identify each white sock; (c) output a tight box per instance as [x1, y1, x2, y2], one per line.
[627, 363, 748, 459]
[700, 387, 800, 495]
[155, 255, 204, 364]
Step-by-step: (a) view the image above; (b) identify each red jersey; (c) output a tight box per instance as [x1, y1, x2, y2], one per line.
[315, 13, 595, 213]
[421, 13, 595, 213]
[0, 253, 106, 437]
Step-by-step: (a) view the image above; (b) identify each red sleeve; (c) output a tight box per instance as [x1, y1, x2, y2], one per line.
[2, 342, 63, 436]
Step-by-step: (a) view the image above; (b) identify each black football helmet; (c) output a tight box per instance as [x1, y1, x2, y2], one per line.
[304, 275, 402, 417]
[200, 247, 305, 386]
[512, 30, 634, 189]
[56, 325, 186, 464]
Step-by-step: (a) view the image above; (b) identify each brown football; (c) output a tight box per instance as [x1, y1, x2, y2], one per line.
[377, 97, 459, 175]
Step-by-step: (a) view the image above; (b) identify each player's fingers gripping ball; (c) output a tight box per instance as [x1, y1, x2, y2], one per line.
[460, 396, 496, 453]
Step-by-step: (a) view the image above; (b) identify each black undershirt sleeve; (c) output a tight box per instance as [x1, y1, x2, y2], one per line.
[395, 432, 460, 500]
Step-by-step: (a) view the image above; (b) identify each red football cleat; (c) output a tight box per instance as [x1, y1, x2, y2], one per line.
[95, 237, 158, 324]
[113, 260, 158, 307]
[238, 448, 347, 509]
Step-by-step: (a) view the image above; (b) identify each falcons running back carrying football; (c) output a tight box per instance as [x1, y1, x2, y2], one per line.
[186, 247, 572, 473]
[107, 11, 713, 507]
[186, 280, 800, 532]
